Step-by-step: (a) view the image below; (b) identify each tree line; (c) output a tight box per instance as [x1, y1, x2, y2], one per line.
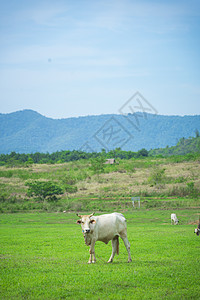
[0, 148, 148, 166]
[0, 135, 199, 166]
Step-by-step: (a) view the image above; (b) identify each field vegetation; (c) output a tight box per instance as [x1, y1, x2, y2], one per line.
[0, 151, 200, 213]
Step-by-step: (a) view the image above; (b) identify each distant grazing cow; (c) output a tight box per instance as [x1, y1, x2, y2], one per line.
[76, 212, 132, 264]
[171, 213, 179, 225]
[194, 218, 200, 236]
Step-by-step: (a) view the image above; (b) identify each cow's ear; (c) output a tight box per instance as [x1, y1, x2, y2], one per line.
[90, 219, 96, 224]
[77, 220, 81, 224]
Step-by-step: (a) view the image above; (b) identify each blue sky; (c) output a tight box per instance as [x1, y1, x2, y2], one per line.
[0, 0, 200, 118]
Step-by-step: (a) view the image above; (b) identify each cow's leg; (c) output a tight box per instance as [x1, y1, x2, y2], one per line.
[120, 234, 132, 263]
[88, 241, 96, 264]
[88, 247, 92, 264]
[92, 248, 96, 263]
[108, 237, 118, 263]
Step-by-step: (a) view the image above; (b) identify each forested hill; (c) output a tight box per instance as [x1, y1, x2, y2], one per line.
[0, 109, 200, 154]
[149, 135, 200, 156]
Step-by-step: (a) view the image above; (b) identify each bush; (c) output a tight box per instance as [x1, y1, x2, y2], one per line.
[76, 170, 89, 181]
[186, 182, 200, 198]
[0, 170, 13, 178]
[25, 180, 63, 202]
[174, 176, 187, 183]
[64, 184, 78, 194]
[168, 182, 200, 198]
[168, 186, 188, 197]
[61, 175, 76, 185]
[0, 191, 9, 202]
[90, 157, 105, 176]
[148, 167, 166, 186]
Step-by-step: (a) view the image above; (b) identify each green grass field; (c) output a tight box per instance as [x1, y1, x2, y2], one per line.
[1, 210, 199, 299]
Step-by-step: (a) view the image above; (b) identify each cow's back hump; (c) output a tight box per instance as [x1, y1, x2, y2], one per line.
[98, 212, 126, 224]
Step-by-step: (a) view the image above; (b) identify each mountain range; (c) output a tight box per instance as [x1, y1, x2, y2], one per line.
[0, 109, 200, 154]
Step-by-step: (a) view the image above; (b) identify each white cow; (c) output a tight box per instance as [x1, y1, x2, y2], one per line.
[171, 213, 179, 225]
[194, 219, 200, 236]
[76, 212, 132, 264]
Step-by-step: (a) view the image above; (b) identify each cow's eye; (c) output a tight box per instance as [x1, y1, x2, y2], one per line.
[81, 221, 84, 224]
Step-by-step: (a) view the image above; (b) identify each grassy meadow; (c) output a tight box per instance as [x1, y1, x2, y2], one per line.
[1, 211, 200, 299]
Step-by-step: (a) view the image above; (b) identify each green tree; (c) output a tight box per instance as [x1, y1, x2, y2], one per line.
[137, 148, 148, 157]
[195, 129, 200, 138]
[26, 180, 63, 202]
[26, 157, 34, 166]
[90, 157, 105, 176]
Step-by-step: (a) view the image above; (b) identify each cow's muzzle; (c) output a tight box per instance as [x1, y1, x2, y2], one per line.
[84, 229, 90, 234]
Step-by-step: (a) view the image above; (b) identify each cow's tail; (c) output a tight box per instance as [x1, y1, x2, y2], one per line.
[116, 236, 119, 255]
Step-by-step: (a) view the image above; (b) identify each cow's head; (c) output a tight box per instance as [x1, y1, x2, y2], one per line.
[194, 228, 200, 236]
[76, 212, 96, 234]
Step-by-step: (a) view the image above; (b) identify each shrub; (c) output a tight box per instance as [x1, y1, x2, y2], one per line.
[0, 170, 13, 178]
[174, 176, 187, 183]
[76, 170, 89, 181]
[64, 184, 78, 194]
[25, 180, 63, 202]
[168, 186, 188, 197]
[148, 167, 166, 186]
[0, 191, 9, 202]
[186, 181, 200, 198]
[90, 157, 105, 176]
[123, 163, 135, 173]
[61, 175, 76, 185]
[25, 157, 34, 166]
[168, 182, 200, 198]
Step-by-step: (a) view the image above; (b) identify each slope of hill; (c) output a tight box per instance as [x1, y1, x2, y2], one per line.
[149, 136, 200, 156]
[0, 109, 200, 154]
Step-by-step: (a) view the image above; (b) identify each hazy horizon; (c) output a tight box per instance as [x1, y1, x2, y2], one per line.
[1, 108, 200, 120]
